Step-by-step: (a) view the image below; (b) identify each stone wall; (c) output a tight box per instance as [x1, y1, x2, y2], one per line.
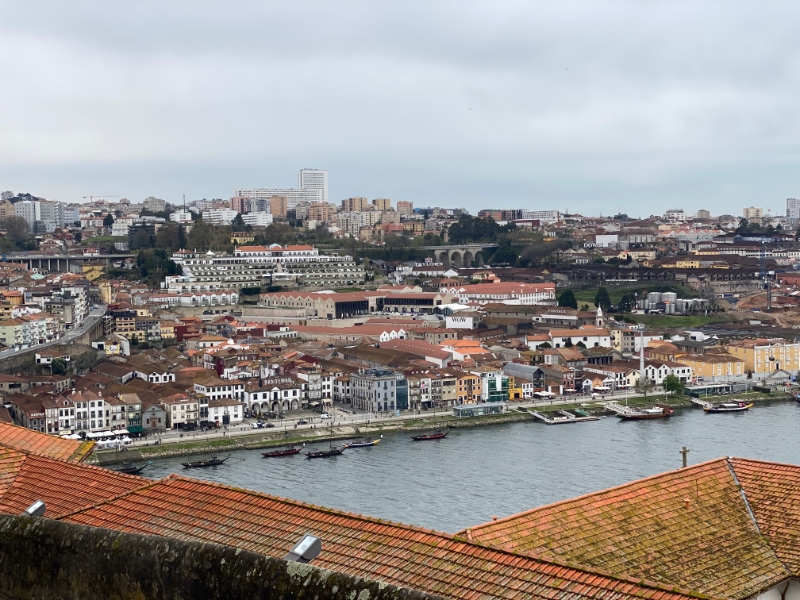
[0, 515, 441, 600]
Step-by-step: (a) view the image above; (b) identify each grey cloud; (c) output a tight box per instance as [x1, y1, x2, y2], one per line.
[2, 0, 800, 213]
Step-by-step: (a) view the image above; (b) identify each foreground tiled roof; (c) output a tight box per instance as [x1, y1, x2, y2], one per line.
[461, 459, 790, 600]
[62, 476, 702, 600]
[0, 450, 144, 518]
[0, 422, 94, 462]
[730, 458, 800, 575]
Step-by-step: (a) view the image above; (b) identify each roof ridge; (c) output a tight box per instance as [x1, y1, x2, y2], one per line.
[463, 457, 729, 534]
[726, 457, 795, 582]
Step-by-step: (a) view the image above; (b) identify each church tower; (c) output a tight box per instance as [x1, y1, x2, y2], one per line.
[595, 305, 604, 328]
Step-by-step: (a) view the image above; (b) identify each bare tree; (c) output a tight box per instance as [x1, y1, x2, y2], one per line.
[1, 216, 30, 243]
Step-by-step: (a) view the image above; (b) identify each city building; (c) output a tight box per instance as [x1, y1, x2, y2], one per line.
[270, 195, 287, 219]
[396, 200, 413, 215]
[787, 198, 800, 220]
[372, 198, 391, 211]
[298, 169, 328, 204]
[664, 209, 686, 221]
[202, 209, 239, 225]
[727, 338, 800, 377]
[143, 197, 166, 213]
[167, 244, 364, 289]
[341, 197, 369, 212]
[742, 206, 764, 221]
[696, 209, 711, 219]
[351, 369, 403, 412]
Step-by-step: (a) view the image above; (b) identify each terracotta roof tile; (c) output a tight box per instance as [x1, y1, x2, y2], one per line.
[463, 459, 788, 599]
[0, 422, 94, 462]
[0, 453, 144, 518]
[62, 475, 702, 600]
[730, 457, 800, 575]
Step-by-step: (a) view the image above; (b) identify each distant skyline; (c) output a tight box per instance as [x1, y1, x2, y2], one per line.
[3, 2, 800, 216]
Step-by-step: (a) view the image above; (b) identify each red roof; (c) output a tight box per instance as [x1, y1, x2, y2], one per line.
[0, 449, 144, 518]
[62, 475, 699, 600]
[0, 422, 94, 463]
[463, 458, 793, 599]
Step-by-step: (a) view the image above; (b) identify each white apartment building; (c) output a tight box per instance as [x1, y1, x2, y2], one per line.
[39, 201, 65, 231]
[169, 244, 364, 289]
[298, 169, 328, 204]
[202, 209, 239, 225]
[234, 187, 321, 209]
[787, 198, 800, 220]
[242, 211, 274, 227]
[664, 209, 686, 221]
[440, 282, 556, 306]
[520, 210, 560, 223]
[14, 200, 40, 228]
[170, 210, 193, 223]
[337, 211, 382, 237]
[351, 369, 398, 412]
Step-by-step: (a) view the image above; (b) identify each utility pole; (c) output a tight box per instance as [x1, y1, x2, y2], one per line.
[680, 446, 690, 468]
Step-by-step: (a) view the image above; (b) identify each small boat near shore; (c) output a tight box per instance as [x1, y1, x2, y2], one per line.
[112, 461, 151, 475]
[262, 445, 303, 458]
[306, 445, 345, 459]
[411, 428, 448, 441]
[704, 401, 752, 413]
[344, 437, 381, 448]
[181, 455, 230, 469]
[617, 404, 674, 420]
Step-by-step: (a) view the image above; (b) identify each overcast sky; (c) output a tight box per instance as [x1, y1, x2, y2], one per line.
[2, 1, 800, 217]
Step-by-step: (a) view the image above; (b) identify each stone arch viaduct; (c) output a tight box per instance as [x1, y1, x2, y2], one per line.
[419, 244, 498, 269]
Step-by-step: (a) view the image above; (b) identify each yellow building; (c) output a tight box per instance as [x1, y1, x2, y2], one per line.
[678, 352, 745, 380]
[231, 233, 256, 245]
[456, 372, 481, 404]
[98, 281, 113, 304]
[160, 320, 178, 341]
[727, 339, 800, 375]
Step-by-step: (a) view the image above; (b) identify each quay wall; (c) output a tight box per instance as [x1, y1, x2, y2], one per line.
[0, 515, 439, 600]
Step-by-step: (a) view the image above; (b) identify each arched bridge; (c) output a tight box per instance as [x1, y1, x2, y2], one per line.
[417, 244, 498, 269]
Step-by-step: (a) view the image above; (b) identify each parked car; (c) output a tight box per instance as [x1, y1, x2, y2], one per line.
[296, 419, 308, 425]
[320, 413, 332, 419]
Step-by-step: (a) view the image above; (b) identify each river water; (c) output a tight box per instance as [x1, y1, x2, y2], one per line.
[143, 401, 800, 533]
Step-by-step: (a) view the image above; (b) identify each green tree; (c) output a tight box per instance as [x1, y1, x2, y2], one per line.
[74, 232, 83, 243]
[594, 287, 612, 311]
[558, 289, 578, 309]
[51, 357, 68, 375]
[618, 293, 636, 312]
[663, 374, 684, 395]
[231, 213, 250, 232]
[580, 304, 590, 311]
[130, 228, 153, 249]
[103, 213, 114, 227]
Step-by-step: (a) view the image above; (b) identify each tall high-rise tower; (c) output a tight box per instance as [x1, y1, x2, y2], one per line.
[298, 169, 328, 204]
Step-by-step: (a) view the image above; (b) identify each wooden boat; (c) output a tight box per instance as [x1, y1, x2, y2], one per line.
[261, 446, 303, 458]
[704, 401, 753, 413]
[411, 428, 448, 441]
[344, 438, 380, 448]
[617, 404, 674, 420]
[112, 462, 150, 475]
[792, 391, 800, 405]
[306, 445, 345, 459]
[181, 455, 230, 469]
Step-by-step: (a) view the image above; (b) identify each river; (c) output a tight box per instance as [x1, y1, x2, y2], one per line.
[143, 401, 800, 533]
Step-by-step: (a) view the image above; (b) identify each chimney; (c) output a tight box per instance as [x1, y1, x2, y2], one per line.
[683, 498, 691, 509]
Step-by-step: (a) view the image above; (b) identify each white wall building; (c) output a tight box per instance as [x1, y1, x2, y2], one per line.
[202, 209, 239, 225]
[241, 212, 274, 227]
[298, 169, 328, 204]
